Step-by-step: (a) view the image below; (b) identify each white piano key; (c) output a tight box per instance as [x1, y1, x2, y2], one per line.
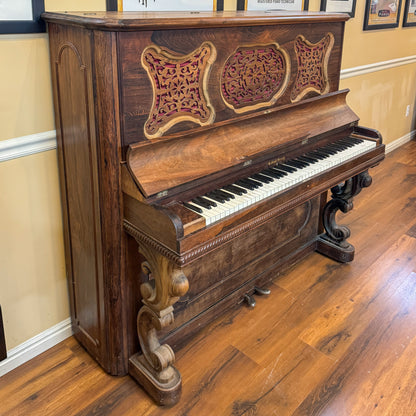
[184, 138, 378, 225]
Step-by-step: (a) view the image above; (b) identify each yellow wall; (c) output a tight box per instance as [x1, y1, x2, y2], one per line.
[0, 0, 106, 351]
[0, 152, 67, 348]
[0, 0, 415, 351]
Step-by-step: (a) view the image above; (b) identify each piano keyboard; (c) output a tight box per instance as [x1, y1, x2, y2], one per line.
[183, 137, 376, 226]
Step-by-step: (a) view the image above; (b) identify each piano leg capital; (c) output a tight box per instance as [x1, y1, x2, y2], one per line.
[128, 243, 189, 406]
[317, 171, 372, 263]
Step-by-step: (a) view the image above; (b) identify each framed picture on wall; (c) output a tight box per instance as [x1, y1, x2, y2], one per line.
[245, 0, 309, 11]
[320, 0, 357, 17]
[0, 0, 45, 34]
[363, 0, 402, 30]
[111, 0, 223, 11]
[403, 0, 416, 26]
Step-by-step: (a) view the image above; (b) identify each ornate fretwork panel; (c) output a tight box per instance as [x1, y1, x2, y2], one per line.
[290, 33, 334, 103]
[141, 42, 216, 139]
[221, 44, 290, 113]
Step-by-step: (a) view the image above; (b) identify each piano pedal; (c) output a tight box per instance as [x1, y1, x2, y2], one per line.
[243, 294, 256, 308]
[254, 286, 271, 296]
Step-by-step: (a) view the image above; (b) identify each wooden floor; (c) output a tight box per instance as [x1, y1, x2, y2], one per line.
[2, 141, 416, 416]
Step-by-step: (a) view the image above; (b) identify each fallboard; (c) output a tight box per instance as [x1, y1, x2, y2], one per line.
[126, 91, 358, 200]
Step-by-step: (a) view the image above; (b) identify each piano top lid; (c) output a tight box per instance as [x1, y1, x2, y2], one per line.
[41, 10, 349, 31]
[126, 90, 359, 200]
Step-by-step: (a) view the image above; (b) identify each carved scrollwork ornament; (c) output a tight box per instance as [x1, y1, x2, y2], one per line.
[128, 242, 189, 405]
[317, 171, 373, 262]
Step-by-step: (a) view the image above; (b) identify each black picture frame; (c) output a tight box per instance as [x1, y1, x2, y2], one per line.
[403, 0, 416, 27]
[0, 305, 6, 362]
[363, 0, 402, 30]
[320, 0, 357, 17]
[0, 0, 45, 34]
[107, 0, 118, 11]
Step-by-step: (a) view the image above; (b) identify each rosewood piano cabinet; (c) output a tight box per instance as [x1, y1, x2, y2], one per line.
[42, 10, 384, 405]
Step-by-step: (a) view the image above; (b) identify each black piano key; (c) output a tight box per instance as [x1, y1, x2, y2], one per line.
[338, 139, 355, 148]
[215, 189, 235, 200]
[197, 196, 217, 207]
[341, 137, 362, 146]
[241, 178, 263, 188]
[223, 184, 247, 195]
[236, 179, 256, 190]
[319, 147, 337, 155]
[269, 166, 288, 176]
[286, 159, 308, 168]
[326, 143, 347, 151]
[206, 192, 226, 203]
[251, 173, 273, 183]
[314, 150, 331, 158]
[276, 164, 297, 173]
[183, 202, 203, 214]
[337, 139, 354, 147]
[298, 155, 318, 164]
[192, 197, 213, 209]
[346, 137, 363, 144]
[262, 168, 285, 179]
[317, 147, 335, 157]
[305, 151, 326, 160]
[294, 157, 311, 166]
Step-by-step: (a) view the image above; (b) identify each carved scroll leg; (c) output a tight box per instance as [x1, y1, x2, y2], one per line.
[316, 171, 372, 263]
[129, 249, 189, 406]
[129, 306, 182, 406]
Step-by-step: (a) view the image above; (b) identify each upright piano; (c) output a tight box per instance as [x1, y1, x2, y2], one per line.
[43, 10, 385, 405]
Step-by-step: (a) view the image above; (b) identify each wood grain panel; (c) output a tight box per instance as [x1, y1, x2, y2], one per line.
[54, 32, 104, 357]
[119, 21, 345, 151]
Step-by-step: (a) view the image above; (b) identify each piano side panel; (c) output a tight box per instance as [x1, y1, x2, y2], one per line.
[48, 24, 134, 375]
[118, 21, 345, 152]
[160, 197, 320, 349]
[48, 23, 106, 366]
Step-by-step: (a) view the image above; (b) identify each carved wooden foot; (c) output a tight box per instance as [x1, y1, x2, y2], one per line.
[128, 244, 189, 406]
[316, 171, 372, 262]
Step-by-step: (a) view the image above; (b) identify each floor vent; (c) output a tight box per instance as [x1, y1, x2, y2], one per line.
[0, 305, 6, 361]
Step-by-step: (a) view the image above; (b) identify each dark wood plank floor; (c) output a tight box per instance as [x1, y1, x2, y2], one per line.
[1, 141, 416, 416]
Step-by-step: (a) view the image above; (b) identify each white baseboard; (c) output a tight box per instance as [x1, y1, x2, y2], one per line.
[0, 130, 57, 163]
[386, 130, 416, 154]
[0, 318, 73, 377]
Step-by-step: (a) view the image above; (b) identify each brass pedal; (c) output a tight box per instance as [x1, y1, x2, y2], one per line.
[243, 294, 256, 308]
[254, 286, 271, 296]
